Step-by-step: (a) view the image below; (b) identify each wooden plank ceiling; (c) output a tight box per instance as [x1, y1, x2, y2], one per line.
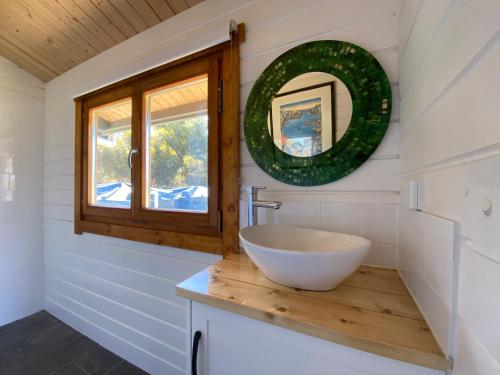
[0, 0, 205, 82]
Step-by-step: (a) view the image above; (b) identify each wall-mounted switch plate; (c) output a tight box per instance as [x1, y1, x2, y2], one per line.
[409, 180, 418, 210]
[481, 198, 493, 217]
[409, 179, 424, 211]
[416, 179, 425, 210]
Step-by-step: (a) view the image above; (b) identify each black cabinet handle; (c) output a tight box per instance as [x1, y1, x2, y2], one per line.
[192, 330, 202, 375]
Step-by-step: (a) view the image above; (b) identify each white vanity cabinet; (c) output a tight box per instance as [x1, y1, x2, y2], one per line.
[188, 302, 446, 375]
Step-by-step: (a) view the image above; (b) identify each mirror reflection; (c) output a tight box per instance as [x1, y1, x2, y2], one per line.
[268, 72, 353, 157]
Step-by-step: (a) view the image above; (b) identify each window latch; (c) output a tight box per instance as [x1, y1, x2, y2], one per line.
[128, 148, 139, 168]
[218, 79, 223, 113]
[217, 210, 222, 232]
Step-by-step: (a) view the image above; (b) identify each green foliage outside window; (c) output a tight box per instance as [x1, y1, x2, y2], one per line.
[96, 116, 208, 189]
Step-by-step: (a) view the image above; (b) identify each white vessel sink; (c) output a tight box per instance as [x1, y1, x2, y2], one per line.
[239, 225, 371, 291]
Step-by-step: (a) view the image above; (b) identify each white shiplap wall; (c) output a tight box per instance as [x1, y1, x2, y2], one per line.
[44, 1, 402, 374]
[398, 0, 500, 374]
[0, 56, 45, 326]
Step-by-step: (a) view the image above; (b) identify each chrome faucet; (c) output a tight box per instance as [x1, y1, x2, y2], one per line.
[246, 186, 281, 226]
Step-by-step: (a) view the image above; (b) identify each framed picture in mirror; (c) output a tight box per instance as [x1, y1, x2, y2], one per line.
[269, 80, 335, 157]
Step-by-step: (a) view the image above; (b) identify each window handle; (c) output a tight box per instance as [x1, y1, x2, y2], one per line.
[128, 148, 139, 169]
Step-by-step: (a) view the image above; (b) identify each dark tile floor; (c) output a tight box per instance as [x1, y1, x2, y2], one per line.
[0, 311, 149, 375]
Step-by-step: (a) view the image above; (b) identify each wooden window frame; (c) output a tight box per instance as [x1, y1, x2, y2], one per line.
[74, 25, 244, 255]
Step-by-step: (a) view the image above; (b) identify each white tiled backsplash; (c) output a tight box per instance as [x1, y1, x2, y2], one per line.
[240, 198, 398, 268]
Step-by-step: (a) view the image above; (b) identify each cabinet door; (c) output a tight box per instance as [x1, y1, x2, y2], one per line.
[191, 302, 360, 375]
[190, 302, 444, 375]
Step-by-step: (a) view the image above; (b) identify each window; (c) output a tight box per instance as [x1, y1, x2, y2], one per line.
[89, 97, 132, 209]
[143, 75, 209, 213]
[74, 29, 243, 254]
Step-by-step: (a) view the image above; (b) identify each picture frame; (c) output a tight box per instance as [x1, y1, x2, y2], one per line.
[269, 81, 336, 157]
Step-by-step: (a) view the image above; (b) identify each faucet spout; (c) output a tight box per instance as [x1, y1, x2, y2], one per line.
[246, 186, 281, 226]
[253, 200, 281, 209]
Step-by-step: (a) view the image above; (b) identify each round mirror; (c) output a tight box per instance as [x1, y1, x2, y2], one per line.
[244, 40, 392, 186]
[267, 72, 352, 157]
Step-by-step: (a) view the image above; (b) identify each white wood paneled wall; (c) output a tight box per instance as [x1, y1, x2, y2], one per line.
[0, 56, 45, 326]
[398, 0, 500, 374]
[43, 1, 402, 374]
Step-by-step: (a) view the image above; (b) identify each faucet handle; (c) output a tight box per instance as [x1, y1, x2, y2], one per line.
[246, 185, 266, 194]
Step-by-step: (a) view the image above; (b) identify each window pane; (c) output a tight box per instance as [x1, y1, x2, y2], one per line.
[89, 98, 132, 208]
[144, 75, 208, 213]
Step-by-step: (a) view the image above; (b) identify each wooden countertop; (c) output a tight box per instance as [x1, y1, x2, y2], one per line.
[177, 254, 450, 371]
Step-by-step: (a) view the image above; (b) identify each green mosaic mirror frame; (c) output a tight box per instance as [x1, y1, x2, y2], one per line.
[244, 40, 392, 186]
